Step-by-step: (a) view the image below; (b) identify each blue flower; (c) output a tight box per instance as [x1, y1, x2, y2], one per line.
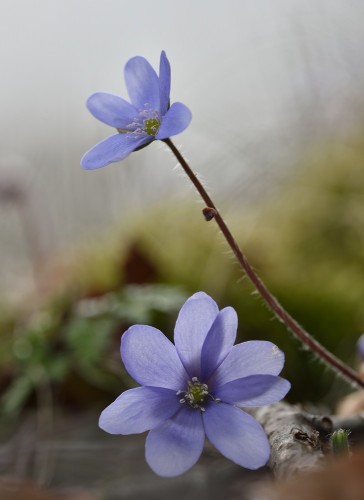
[357, 333, 364, 360]
[81, 51, 192, 169]
[99, 292, 290, 477]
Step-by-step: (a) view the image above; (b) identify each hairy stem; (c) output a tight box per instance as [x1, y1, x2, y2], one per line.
[163, 138, 364, 389]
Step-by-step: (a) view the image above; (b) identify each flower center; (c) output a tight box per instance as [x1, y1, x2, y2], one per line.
[122, 106, 161, 137]
[177, 377, 220, 412]
[143, 117, 160, 136]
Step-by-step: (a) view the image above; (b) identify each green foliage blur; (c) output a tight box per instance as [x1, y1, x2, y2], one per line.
[1, 132, 364, 418]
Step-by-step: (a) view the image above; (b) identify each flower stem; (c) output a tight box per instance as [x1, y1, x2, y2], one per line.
[163, 138, 364, 389]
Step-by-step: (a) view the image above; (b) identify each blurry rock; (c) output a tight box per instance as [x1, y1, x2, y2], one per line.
[0, 477, 97, 500]
[252, 452, 364, 500]
[122, 241, 158, 284]
[337, 391, 364, 417]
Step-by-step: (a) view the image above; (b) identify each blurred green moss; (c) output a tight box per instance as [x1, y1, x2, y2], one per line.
[1, 131, 364, 415]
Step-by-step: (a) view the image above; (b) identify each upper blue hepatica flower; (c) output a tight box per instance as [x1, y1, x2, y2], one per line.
[81, 51, 191, 170]
[99, 292, 290, 477]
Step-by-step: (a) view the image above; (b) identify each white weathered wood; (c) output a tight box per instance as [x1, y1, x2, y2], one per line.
[245, 402, 332, 479]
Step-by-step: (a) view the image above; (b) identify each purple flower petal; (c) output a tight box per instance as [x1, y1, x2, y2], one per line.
[357, 334, 364, 360]
[124, 56, 160, 111]
[214, 375, 291, 406]
[121, 325, 189, 391]
[203, 403, 270, 469]
[174, 293, 219, 379]
[99, 387, 180, 435]
[209, 341, 285, 389]
[81, 133, 150, 170]
[159, 51, 171, 116]
[200, 307, 237, 380]
[86, 92, 138, 128]
[155, 102, 192, 140]
[145, 407, 204, 477]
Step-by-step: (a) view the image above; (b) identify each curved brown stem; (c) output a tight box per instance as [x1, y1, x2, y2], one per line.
[163, 138, 364, 389]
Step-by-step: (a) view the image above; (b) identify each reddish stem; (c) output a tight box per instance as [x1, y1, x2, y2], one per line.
[164, 138, 364, 389]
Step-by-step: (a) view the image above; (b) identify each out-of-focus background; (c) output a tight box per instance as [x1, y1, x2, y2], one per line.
[1, 0, 364, 498]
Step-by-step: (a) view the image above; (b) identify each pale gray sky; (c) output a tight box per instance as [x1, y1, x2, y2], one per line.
[1, 0, 364, 292]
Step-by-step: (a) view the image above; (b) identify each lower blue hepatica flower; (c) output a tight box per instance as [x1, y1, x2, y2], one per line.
[99, 292, 290, 477]
[81, 51, 192, 169]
